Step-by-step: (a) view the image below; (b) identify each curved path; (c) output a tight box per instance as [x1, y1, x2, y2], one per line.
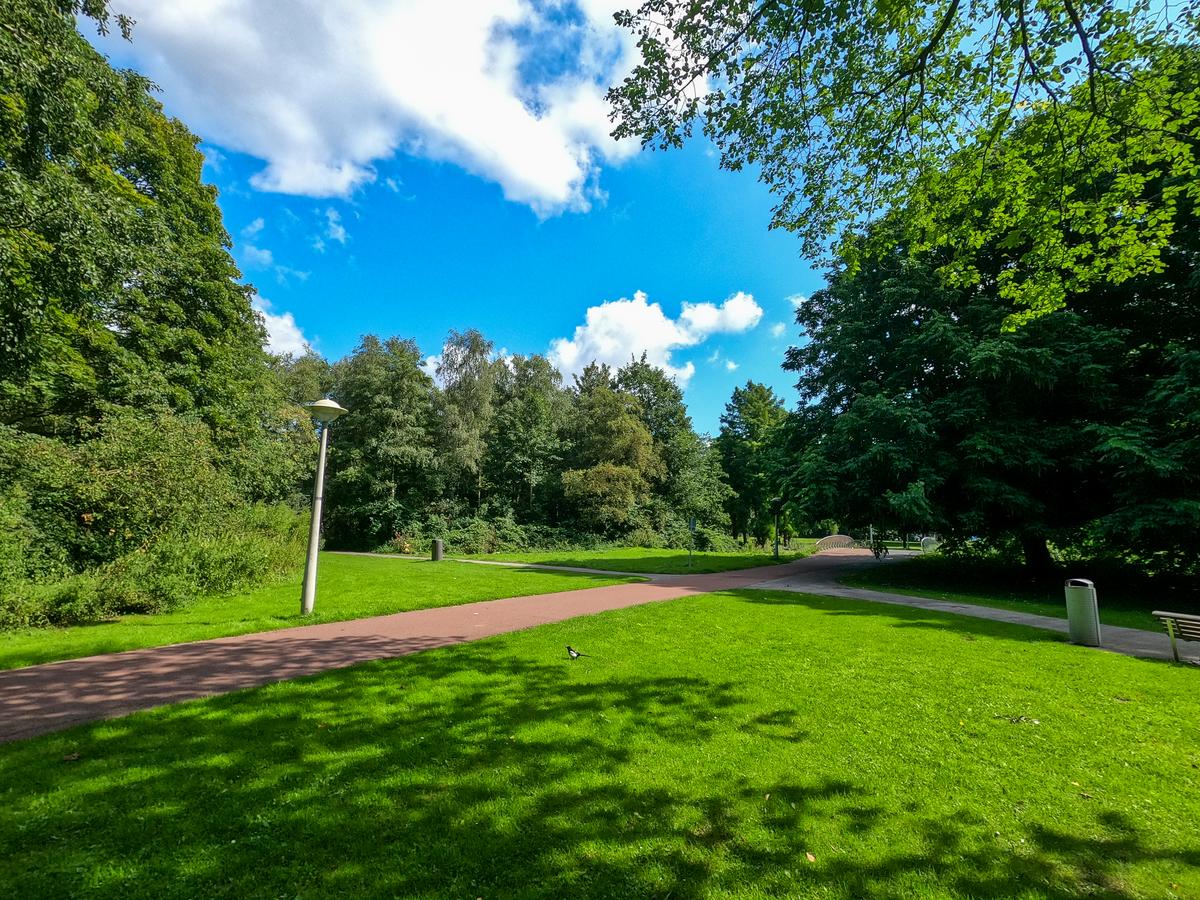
[0, 557, 811, 743]
[1, 552, 1186, 744]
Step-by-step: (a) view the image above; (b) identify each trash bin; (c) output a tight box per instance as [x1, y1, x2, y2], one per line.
[1064, 578, 1101, 646]
[431, 539, 444, 562]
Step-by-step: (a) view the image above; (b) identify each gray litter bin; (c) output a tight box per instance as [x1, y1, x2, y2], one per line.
[431, 539, 444, 562]
[1064, 578, 1101, 646]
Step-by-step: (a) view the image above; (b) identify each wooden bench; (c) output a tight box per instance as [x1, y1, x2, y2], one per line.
[1153, 611, 1200, 663]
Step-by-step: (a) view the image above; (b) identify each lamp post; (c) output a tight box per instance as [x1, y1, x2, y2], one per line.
[301, 397, 348, 615]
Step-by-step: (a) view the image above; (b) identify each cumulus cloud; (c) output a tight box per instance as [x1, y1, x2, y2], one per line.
[252, 295, 311, 356]
[787, 293, 809, 308]
[241, 217, 265, 239]
[96, 1, 640, 213]
[770, 322, 786, 338]
[548, 290, 763, 386]
[725, 359, 739, 371]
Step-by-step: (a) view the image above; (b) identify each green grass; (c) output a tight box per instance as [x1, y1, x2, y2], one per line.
[0, 553, 636, 671]
[461, 543, 816, 574]
[2, 589, 1196, 898]
[842, 556, 1198, 633]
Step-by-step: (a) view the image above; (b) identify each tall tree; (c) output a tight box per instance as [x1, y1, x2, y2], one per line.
[715, 382, 787, 542]
[562, 370, 664, 531]
[435, 329, 501, 506]
[782, 194, 1199, 572]
[483, 354, 570, 519]
[325, 336, 437, 548]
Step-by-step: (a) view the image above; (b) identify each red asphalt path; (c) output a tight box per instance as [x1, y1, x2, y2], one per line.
[0, 559, 813, 744]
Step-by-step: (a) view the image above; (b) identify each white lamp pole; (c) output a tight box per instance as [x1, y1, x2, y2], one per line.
[301, 398, 348, 615]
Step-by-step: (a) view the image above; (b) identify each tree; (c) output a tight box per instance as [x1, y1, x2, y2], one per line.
[483, 354, 570, 519]
[608, 1, 1199, 319]
[781, 194, 1199, 572]
[1, 2, 314, 627]
[325, 336, 438, 548]
[715, 382, 787, 542]
[435, 329, 502, 506]
[562, 370, 665, 531]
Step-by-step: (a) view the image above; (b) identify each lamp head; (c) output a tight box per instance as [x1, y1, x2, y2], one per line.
[305, 398, 348, 424]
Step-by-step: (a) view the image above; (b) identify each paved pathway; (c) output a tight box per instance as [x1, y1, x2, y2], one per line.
[0, 559, 805, 744]
[1, 552, 1189, 744]
[753, 553, 1188, 664]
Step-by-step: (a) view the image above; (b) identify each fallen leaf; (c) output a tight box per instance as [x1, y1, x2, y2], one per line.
[1080, 792, 1094, 800]
[764, 793, 771, 801]
[62, 753, 80, 762]
[806, 852, 816, 862]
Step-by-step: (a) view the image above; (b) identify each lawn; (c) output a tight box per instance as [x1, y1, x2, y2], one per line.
[0, 553, 636, 671]
[1, 588, 1196, 898]
[461, 543, 816, 574]
[843, 556, 1198, 633]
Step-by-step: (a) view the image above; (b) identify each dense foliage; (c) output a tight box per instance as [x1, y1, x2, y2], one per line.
[277, 342, 735, 555]
[609, 1, 1199, 320]
[767, 61, 1200, 573]
[1, 2, 311, 627]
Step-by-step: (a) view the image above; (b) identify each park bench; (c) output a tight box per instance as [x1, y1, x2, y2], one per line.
[1152, 610, 1200, 663]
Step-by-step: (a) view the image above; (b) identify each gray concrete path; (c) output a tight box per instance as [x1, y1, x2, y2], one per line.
[753, 552, 1192, 664]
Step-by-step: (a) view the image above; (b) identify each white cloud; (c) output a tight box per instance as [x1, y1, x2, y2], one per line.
[252, 295, 311, 356]
[680, 290, 762, 334]
[725, 359, 739, 371]
[420, 354, 441, 381]
[706, 348, 721, 364]
[548, 289, 763, 386]
[242, 217, 265, 239]
[787, 293, 809, 308]
[770, 322, 786, 338]
[325, 208, 348, 244]
[96, 1, 640, 214]
[242, 245, 274, 267]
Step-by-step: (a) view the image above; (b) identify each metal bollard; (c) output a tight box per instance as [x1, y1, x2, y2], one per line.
[431, 539, 443, 562]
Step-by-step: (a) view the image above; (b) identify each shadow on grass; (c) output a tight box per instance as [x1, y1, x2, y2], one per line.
[2, 643, 1195, 898]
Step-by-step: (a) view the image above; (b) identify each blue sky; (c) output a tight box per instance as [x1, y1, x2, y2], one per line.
[91, 1, 821, 433]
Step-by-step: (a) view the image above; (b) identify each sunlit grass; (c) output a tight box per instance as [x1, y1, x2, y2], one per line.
[842, 556, 1197, 632]
[462, 543, 817, 574]
[1, 588, 1196, 898]
[0, 553, 636, 670]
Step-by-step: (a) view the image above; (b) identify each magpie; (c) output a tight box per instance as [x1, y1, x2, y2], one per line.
[566, 645, 587, 659]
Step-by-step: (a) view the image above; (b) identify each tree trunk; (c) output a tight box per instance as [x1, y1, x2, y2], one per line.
[1020, 535, 1054, 573]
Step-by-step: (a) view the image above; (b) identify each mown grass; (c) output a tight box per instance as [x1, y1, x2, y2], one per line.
[843, 555, 1199, 633]
[1, 588, 1196, 898]
[0, 554, 635, 671]
[462, 543, 816, 574]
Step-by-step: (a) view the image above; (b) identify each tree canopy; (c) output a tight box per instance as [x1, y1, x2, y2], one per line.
[609, 0, 1199, 320]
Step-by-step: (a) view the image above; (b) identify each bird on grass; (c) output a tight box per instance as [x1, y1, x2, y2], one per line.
[566, 645, 588, 660]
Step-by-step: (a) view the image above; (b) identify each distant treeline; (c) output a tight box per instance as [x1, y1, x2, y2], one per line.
[276, 339, 745, 555]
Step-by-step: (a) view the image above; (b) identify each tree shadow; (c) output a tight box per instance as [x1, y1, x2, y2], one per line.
[1, 642, 1195, 898]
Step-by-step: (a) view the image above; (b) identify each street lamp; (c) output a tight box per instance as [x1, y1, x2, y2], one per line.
[301, 397, 348, 615]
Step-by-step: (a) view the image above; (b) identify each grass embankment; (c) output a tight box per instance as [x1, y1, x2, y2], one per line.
[0, 554, 636, 670]
[843, 555, 1198, 632]
[1, 588, 1196, 898]
[462, 543, 816, 574]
